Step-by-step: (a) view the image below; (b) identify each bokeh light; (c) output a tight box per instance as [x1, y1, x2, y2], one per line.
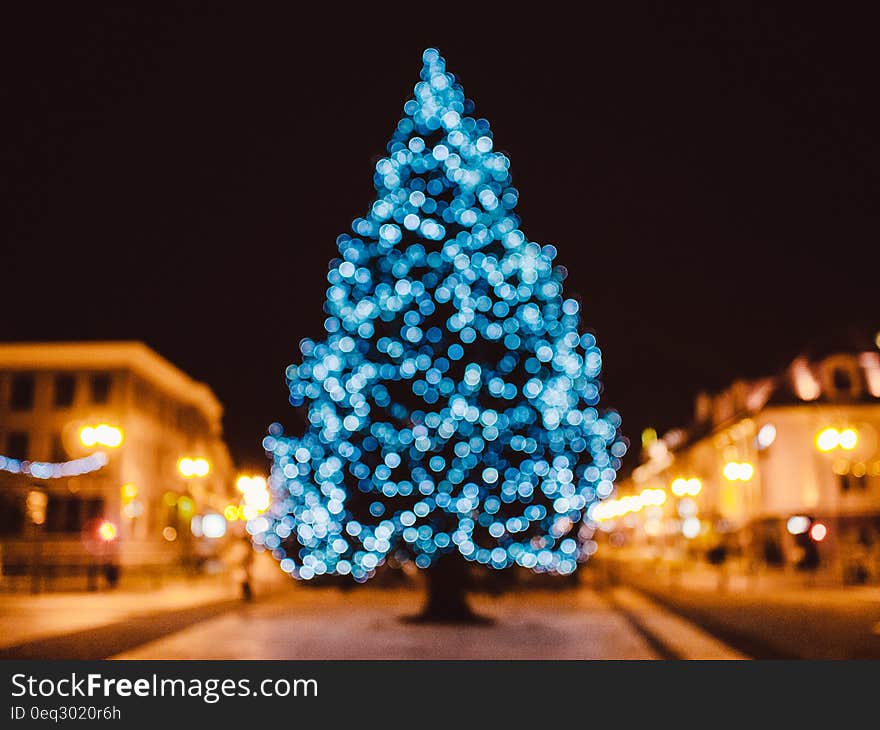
[260, 48, 624, 582]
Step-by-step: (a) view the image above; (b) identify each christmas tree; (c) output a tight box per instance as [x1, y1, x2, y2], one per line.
[259, 48, 625, 620]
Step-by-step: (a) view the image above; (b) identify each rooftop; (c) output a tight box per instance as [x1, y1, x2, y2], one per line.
[0, 341, 223, 423]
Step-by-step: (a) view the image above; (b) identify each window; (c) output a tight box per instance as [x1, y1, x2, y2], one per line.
[10, 374, 34, 410]
[46, 496, 69, 533]
[90, 373, 112, 404]
[85, 498, 104, 520]
[160, 397, 175, 425]
[6, 432, 29, 460]
[133, 378, 157, 416]
[53, 374, 76, 408]
[177, 406, 206, 434]
[0, 494, 25, 535]
[833, 369, 852, 392]
[840, 473, 869, 492]
[45, 496, 98, 533]
[50, 434, 67, 463]
[46, 495, 83, 532]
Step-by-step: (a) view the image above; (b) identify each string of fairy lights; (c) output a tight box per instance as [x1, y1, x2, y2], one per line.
[0, 452, 109, 479]
[258, 48, 625, 582]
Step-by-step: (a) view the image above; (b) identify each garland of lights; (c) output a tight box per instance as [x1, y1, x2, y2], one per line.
[259, 48, 625, 582]
[0, 452, 109, 479]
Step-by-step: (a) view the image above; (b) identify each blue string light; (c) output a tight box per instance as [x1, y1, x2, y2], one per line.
[259, 48, 625, 582]
[0, 452, 109, 479]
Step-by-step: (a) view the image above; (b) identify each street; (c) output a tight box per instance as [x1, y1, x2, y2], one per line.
[617, 566, 880, 659]
[6, 565, 880, 659]
[113, 585, 749, 660]
[0, 579, 742, 660]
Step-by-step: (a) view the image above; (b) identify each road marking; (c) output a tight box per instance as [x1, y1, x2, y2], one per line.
[610, 587, 749, 660]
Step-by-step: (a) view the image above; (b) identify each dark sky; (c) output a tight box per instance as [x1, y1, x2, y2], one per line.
[2, 7, 878, 469]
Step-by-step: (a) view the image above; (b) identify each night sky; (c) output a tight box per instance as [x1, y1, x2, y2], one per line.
[2, 7, 878, 469]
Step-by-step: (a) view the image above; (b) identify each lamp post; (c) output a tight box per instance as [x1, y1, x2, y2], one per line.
[177, 457, 211, 574]
[236, 475, 270, 521]
[74, 423, 124, 589]
[78, 424, 124, 450]
[25, 489, 47, 594]
[178, 457, 210, 479]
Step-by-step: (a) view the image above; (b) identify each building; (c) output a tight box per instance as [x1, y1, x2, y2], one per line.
[0, 341, 235, 588]
[600, 341, 880, 584]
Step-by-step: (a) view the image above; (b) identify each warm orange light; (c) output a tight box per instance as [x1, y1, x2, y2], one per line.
[79, 426, 97, 447]
[810, 523, 827, 542]
[670, 477, 702, 497]
[723, 462, 754, 481]
[26, 490, 48, 525]
[816, 428, 840, 452]
[839, 429, 858, 451]
[792, 359, 821, 401]
[176, 496, 195, 517]
[671, 478, 688, 497]
[178, 457, 210, 477]
[860, 353, 880, 397]
[639, 488, 666, 506]
[237, 475, 267, 492]
[96, 424, 123, 448]
[236, 474, 271, 518]
[79, 424, 123, 449]
[817, 427, 858, 452]
[97, 520, 117, 542]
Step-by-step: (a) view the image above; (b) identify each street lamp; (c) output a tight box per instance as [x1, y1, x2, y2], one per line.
[25, 490, 47, 594]
[97, 520, 118, 542]
[26, 490, 47, 526]
[671, 477, 702, 496]
[79, 424, 124, 449]
[120, 483, 143, 520]
[756, 423, 777, 450]
[723, 461, 754, 481]
[815, 427, 858, 453]
[236, 474, 270, 520]
[178, 457, 210, 477]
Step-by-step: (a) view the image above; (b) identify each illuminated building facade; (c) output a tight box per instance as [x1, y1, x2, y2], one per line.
[0, 341, 234, 586]
[602, 343, 880, 584]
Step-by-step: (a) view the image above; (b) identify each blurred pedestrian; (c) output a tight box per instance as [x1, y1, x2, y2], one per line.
[226, 535, 255, 602]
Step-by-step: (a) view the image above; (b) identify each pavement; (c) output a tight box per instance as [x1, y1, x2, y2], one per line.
[0, 553, 289, 657]
[0, 577, 239, 649]
[9, 554, 880, 659]
[0, 575, 746, 660]
[613, 561, 880, 607]
[113, 587, 638, 660]
[0, 575, 245, 659]
[610, 562, 880, 658]
[109, 585, 742, 660]
[607, 587, 746, 659]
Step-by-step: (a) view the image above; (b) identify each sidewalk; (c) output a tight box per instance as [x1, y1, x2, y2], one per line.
[657, 565, 880, 606]
[608, 586, 747, 659]
[0, 575, 239, 650]
[0, 553, 287, 650]
[604, 558, 880, 610]
[113, 586, 665, 660]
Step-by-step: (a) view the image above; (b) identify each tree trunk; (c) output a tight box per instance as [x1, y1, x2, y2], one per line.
[404, 551, 492, 624]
